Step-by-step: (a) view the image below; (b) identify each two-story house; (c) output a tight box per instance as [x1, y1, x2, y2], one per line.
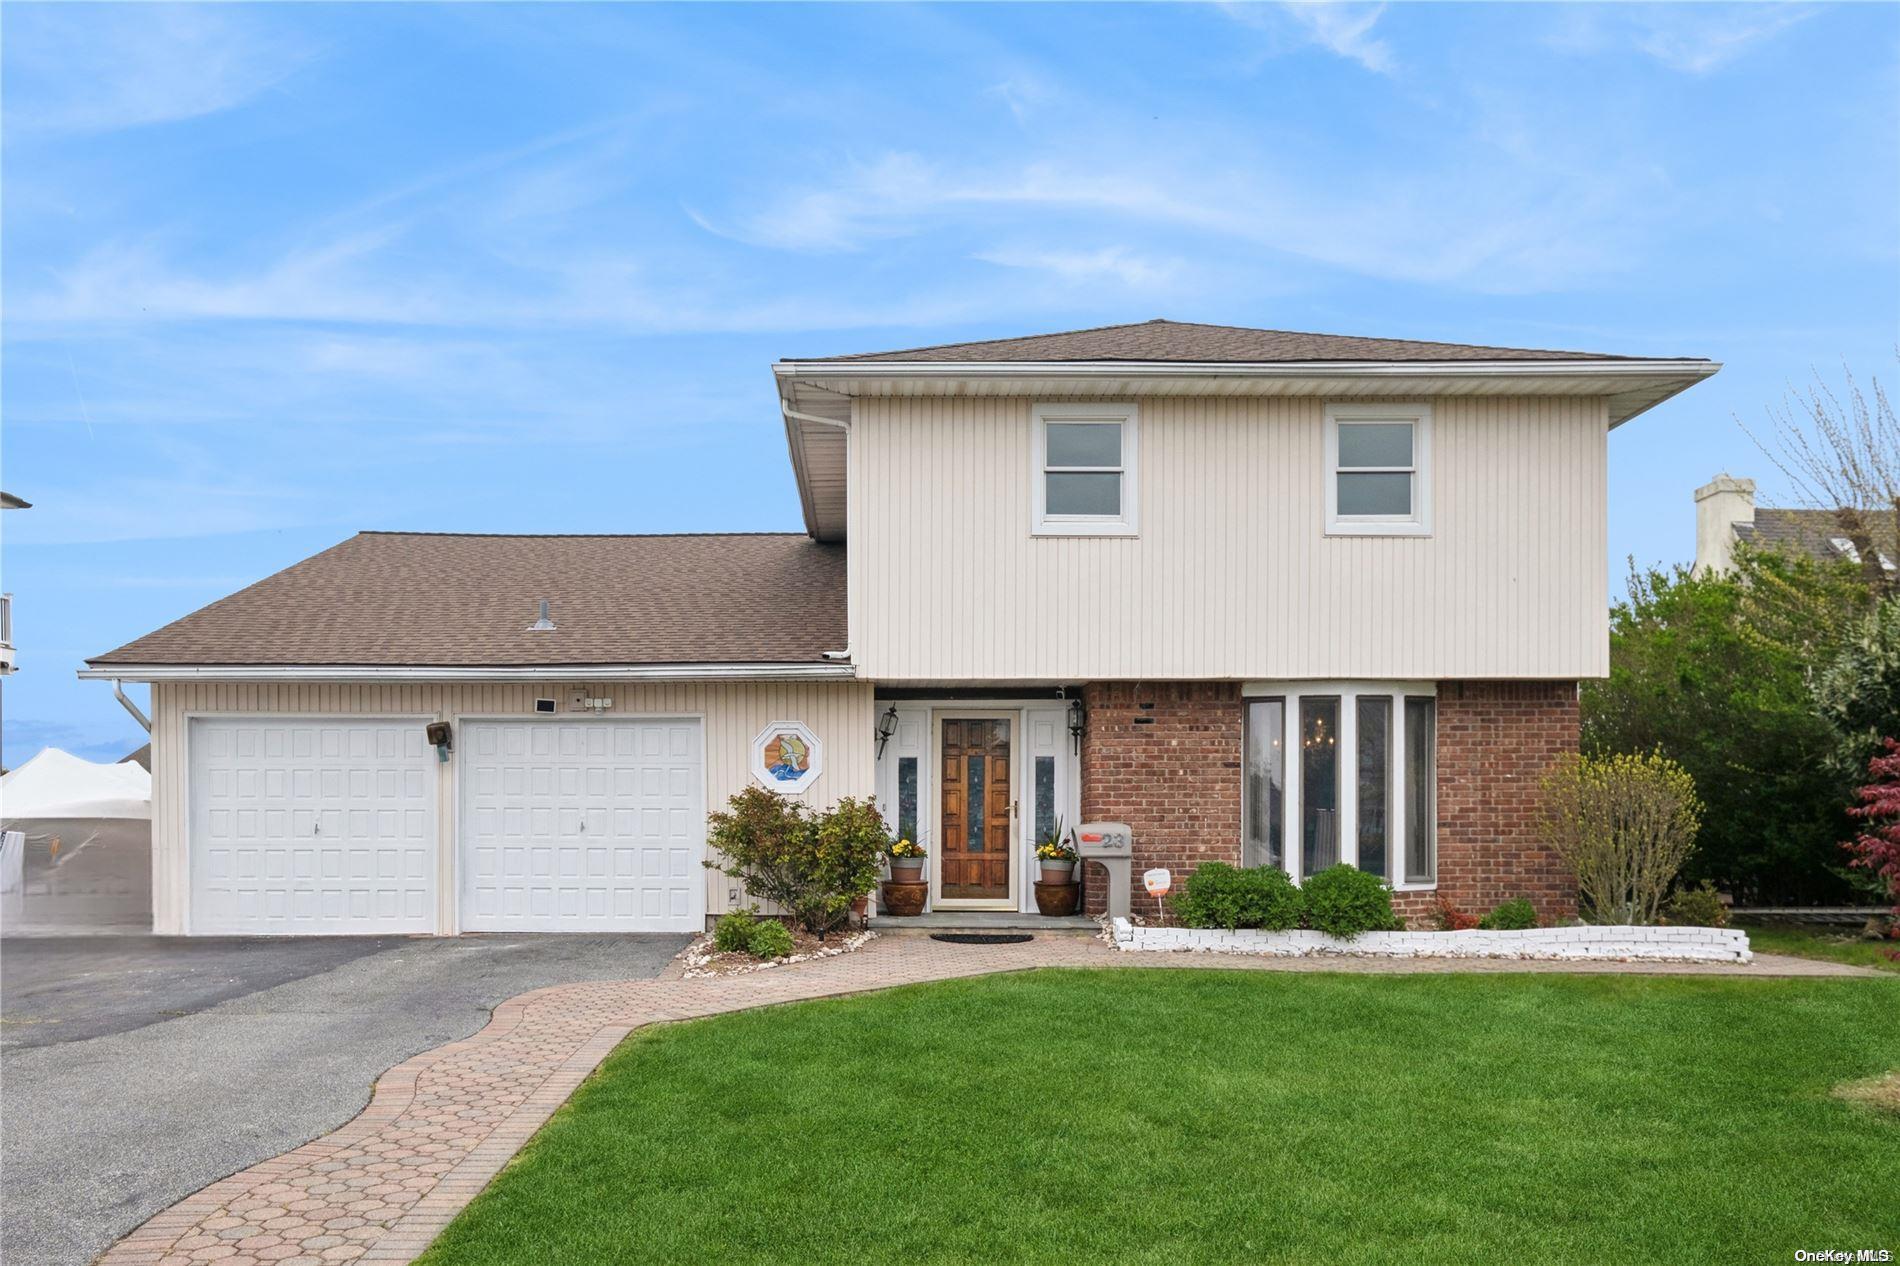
[82, 320, 1717, 936]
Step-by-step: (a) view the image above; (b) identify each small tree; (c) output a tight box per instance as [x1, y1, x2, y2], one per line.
[704, 786, 886, 938]
[1845, 739, 1900, 932]
[1816, 598, 1900, 775]
[1744, 360, 1899, 599]
[1538, 751, 1703, 925]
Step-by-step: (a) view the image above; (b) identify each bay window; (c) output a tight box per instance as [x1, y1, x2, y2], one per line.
[1240, 682, 1437, 887]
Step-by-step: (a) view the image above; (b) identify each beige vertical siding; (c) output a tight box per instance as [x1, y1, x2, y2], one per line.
[846, 395, 1609, 682]
[148, 680, 876, 934]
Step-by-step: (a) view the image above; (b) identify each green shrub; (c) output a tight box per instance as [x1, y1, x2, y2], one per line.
[1664, 881, 1730, 928]
[1301, 864, 1398, 938]
[746, 919, 796, 960]
[1478, 898, 1538, 931]
[705, 787, 886, 937]
[1173, 863, 1304, 931]
[712, 910, 757, 953]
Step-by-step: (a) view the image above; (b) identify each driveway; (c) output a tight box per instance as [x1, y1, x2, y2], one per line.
[0, 933, 688, 1266]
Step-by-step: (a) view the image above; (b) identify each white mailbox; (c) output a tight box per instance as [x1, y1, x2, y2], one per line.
[1075, 821, 1134, 918]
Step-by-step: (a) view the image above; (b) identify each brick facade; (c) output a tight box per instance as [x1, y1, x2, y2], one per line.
[1078, 682, 1243, 917]
[1076, 679, 1579, 926]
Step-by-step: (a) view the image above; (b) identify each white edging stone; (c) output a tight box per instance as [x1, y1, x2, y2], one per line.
[1108, 918, 1751, 963]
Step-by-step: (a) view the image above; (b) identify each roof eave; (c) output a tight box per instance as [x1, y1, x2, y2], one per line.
[78, 662, 858, 683]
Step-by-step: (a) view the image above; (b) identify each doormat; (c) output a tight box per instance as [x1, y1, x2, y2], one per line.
[930, 933, 1033, 945]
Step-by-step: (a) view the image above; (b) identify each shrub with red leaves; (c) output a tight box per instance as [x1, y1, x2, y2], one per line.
[1845, 738, 1900, 955]
[1431, 896, 1480, 931]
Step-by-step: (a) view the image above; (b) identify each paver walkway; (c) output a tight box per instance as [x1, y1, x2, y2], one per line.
[100, 934, 1879, 1266]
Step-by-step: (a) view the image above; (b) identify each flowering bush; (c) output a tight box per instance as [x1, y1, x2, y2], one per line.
[705, 787, 885, 937]
[1845, 738, 1900, 952]
[1035, 818, 1077, 862]
[1538, 750, 1703, 925]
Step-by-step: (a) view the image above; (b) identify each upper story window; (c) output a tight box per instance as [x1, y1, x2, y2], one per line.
[1032, 402, 1139, 536]
[1325, 402, 1431, 537]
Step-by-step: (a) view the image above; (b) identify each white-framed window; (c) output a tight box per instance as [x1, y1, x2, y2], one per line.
[1031, 402, 1138, 536]
[1242, 681, 1437, 889]
[1325, 402, 1431, 536]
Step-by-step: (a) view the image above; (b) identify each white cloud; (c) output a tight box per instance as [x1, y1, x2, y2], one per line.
[974, 245, 1181, 288]
[3, 6, 315, 135]
[1277, 3, 1394, 75]
[1220, 2, 1395, 75]
[1546, 5, 1815, 76]
[1635, 7, 1813, 74]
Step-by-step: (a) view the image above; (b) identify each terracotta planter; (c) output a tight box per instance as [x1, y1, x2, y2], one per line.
[1038, 859, 1076, 885]
[850, 895, 870, 925]
[889, 858, 926, 884]
[881, 880, 928, 917]
[1033, 880, 1080, 917]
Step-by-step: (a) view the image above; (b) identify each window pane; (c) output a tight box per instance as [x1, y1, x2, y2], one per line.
[1300, 697, 1340, 877]
[1045, 421, 1122, 468]
[1046, 472, 1121, 516]
[897, 756, 917, 843]
[1034, 755, 1055, 844]
[1337, 422, 1413, 468]
[1356, 697, 1391, 880]
[1337, 471, 1412, 516]
[967, 755, 985, 853]
[1243, 700, 1286, 870]
[1405, 698, 1436, 884]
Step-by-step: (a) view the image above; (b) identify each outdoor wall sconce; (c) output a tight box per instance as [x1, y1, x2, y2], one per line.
[1067, 696, 1087, 754]
[874, 704, 900, 758]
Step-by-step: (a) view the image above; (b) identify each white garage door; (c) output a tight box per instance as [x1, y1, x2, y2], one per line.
[190, 718, 438, 935]
[460, 719, 704, 933]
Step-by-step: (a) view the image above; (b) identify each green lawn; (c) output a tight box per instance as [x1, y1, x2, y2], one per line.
[418, 970, 1900, 1266]
[1740, 920, 1900, 973]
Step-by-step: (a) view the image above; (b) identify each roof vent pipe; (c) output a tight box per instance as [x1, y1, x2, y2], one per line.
[528, 599, 556, 632]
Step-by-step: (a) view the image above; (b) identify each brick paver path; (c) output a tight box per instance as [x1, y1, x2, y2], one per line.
[99, 935, 1877, 1266]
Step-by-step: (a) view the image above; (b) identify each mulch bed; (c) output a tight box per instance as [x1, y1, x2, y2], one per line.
[678, 925, 876, 979]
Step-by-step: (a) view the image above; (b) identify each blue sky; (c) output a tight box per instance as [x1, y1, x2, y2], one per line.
[3, 2, 1896, 764]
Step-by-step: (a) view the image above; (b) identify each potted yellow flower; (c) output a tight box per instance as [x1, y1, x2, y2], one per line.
[1036, 820, 1078, 884]
[888, 837, 927, 885]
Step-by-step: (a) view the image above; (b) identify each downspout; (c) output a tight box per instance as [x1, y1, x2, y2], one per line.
[782, 394, 853, 661]
[113, 679, 152, 733]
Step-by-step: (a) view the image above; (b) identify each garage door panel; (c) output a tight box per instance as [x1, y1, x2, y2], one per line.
[190, 718, 438, 936]
[460, 719, 704, 933]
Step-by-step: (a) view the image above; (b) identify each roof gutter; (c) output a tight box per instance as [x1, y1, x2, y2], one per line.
[79, 662, 859, 684]
[774, 357, 1719, 382]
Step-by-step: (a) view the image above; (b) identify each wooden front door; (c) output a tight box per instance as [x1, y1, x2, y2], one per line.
[939, 718, 1013, 901]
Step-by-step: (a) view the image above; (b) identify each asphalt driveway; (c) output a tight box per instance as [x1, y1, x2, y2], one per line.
[1, 932, 688, 1266]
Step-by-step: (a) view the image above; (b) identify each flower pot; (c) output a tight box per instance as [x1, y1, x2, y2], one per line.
[889, 858, 926, 884]
[850, 895, 869, 926]
[880, 880, 928, 917]
[1038, 859, 1076, 885]
[1034, 880, 1080, 917]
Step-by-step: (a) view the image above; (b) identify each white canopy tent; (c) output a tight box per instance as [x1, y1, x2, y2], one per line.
[1, 748, 152, 821]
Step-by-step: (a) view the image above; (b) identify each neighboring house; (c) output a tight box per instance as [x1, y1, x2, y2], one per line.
[81, 319, 1719, 936]
[1693, 474, 1896, 577]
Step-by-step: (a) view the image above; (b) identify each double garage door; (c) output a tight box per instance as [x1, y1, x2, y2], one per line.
[188, 717, 704, 935]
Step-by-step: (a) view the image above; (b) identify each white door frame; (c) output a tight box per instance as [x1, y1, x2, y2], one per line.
[453, 713, 708, 934]
[929, 708, 1024, 912]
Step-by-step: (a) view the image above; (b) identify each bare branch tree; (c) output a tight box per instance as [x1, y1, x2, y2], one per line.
[1741, 357, 1900, 598]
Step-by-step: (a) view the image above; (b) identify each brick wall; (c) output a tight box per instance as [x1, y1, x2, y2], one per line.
[1078, 682, 1243, 916]
[1076, 679, 1580, 926]
[1401, 680, 1579, 926]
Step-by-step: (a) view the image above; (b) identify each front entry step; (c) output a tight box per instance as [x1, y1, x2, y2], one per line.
[868, 910, 1097, 932]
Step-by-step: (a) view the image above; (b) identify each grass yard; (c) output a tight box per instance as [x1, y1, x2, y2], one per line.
[418, 970, 1900, 1266]
[1739, 920, 1900, 973]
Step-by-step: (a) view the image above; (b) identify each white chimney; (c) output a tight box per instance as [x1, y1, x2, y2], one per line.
[1693, 475, 1755, 576]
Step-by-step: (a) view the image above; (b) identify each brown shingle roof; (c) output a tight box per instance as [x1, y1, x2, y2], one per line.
[87, 532, 847, 668]
[1736, 508, 1897, 568]
[799, 318, 1687, 365]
